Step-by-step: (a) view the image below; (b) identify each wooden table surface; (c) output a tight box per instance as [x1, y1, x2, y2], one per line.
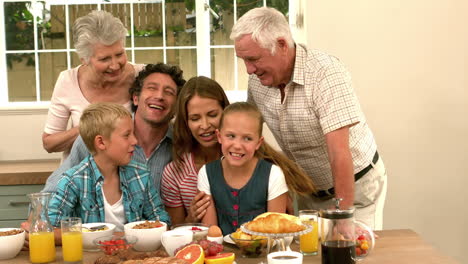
[1, 229, 458, 264]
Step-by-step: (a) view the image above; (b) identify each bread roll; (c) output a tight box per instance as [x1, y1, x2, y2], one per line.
[245, 212, 305, 233]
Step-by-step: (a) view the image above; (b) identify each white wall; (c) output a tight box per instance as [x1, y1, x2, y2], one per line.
[305, 0, 468, 262]
[0, 0, 467, 262]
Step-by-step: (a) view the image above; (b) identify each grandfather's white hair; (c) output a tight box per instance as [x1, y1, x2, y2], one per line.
[73, 10, 127, 63]
[230, 7, 294, 55]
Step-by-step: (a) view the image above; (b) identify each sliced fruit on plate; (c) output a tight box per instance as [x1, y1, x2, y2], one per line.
[204, 252, 235, 264]
[175, 244, 205, 264]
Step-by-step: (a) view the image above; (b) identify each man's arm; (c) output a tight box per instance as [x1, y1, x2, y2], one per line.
[42, 135, 89, 193]
[325, 126, 354, 209]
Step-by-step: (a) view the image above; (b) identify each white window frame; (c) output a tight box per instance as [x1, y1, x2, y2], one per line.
[0, 0, 304, 109]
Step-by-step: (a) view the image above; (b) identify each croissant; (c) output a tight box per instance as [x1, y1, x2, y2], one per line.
[246, 212, 305, 233]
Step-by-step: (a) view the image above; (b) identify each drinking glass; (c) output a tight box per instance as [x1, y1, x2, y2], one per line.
[299, 209, 319, 256]
[61, 217, 83, 263]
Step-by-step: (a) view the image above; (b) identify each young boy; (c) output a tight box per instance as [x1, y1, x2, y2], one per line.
[48, 102, 170, 232]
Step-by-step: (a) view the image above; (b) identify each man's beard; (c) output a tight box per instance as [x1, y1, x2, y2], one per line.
[144, 110, 174, 128]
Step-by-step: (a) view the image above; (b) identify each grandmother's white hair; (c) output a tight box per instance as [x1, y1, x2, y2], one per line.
[73, 10, 127, 63]
[230, 7, 294, 55]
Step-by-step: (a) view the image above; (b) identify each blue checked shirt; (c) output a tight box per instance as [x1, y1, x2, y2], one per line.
[48, 155, 170, 227]
[43, 126, 173, 193]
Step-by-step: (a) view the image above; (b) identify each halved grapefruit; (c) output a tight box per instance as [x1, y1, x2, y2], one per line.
[204, 252, 235, 264]
[175, 244, 204, 264]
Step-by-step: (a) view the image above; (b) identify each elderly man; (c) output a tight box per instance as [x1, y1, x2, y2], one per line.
[230, 7, 387, 229]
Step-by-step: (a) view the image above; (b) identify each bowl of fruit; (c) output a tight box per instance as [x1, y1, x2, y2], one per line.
[94, 234, 138, 255]
[230, 228, 268, 258]
[354, 222, 375, 259]
[175, 239, 225, 258]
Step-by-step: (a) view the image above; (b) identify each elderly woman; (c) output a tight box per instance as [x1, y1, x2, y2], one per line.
[42, 10, 144, 157]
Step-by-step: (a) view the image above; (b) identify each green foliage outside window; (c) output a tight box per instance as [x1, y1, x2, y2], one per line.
[4, 1, 51, 69]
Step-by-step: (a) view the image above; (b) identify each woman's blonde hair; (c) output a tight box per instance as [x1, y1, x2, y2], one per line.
[220, 102, 316, 196]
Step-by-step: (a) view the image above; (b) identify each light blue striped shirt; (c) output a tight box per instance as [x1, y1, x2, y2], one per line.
[42, 126, 173, 193]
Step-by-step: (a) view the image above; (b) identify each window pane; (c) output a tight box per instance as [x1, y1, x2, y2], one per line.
[7, 53, 36, 102]
[165, 2, 195, 46]
[266, 0, 289, 17]
[102, 3, 132, 47]
[68, 4, 98, 49]
[135, 35, 163, 48]
[236, 0, 262, 19]
[134, 50, 164, 65]
[237, 57, 248, 91]
[39, 4, 66, 50]
[211, 48, 234, 91]
[167, 49, 197, 79]
[39, 52, 67, 101]
[71, 52, 81, 68]
[133, 3, 163, 47]
[4, 2, 34, 51]
[210, 2, 234, 46]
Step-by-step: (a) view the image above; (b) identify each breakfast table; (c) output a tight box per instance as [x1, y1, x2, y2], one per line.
[0, 229, 458, 264]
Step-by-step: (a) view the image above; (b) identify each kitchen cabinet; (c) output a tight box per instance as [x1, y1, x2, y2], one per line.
[0, 159, 59, 228]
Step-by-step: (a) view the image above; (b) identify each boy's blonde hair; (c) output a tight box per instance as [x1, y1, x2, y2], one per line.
[79, 102, 132, 155]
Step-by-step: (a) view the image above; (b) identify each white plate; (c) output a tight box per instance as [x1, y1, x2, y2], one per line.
[223, 234, 235, 244]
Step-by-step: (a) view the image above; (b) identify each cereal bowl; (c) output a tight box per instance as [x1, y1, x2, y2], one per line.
[171, 223, 209, 241]
[124, 220, 167, 251]
[82, 223, 116, 251]
[94, 234, 137, 255]
[0, 228, 25, 260]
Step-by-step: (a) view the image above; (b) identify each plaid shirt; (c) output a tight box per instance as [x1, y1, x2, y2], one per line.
[247, 44, 377, 191]
[48, 155, 170, 227]
[42, 125, 173, 194]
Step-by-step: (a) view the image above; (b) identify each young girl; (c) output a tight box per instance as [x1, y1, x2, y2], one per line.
[198, 102, 315, 235]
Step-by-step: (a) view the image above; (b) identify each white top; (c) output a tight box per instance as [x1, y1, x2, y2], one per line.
[102, 190, 126, 232]
[197, 163, 288, 201]
[44, 64, 144, 134]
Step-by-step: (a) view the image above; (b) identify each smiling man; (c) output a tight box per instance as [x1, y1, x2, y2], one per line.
[231, 7, 388, 230]
[42, 63, 186, 193]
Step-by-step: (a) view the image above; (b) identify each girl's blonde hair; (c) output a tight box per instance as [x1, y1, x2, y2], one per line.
[220, 102, 316, 196]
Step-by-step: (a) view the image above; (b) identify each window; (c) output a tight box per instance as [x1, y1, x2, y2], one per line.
[0, 0, 290, 106]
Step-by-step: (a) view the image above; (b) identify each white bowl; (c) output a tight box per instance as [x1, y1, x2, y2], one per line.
[0, 228, 25, 260]
[171, 223, 209, 241]
[124, 220, 167, 251]
[207, 236, 224, 245]
[82, 223, 116, 251]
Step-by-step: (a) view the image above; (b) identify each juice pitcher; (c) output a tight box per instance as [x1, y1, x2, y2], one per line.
[320, 198, 375, 264]
[28, 192, 56, 263]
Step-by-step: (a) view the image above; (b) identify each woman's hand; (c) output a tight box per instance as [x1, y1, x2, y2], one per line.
[187, 192, 210, 222]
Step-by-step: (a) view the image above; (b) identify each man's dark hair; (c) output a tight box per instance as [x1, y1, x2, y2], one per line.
[129, 63, 186, 112]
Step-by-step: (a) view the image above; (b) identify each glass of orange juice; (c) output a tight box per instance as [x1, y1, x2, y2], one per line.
[299, 209, 319, 256]
[61, 217, 83, 263]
